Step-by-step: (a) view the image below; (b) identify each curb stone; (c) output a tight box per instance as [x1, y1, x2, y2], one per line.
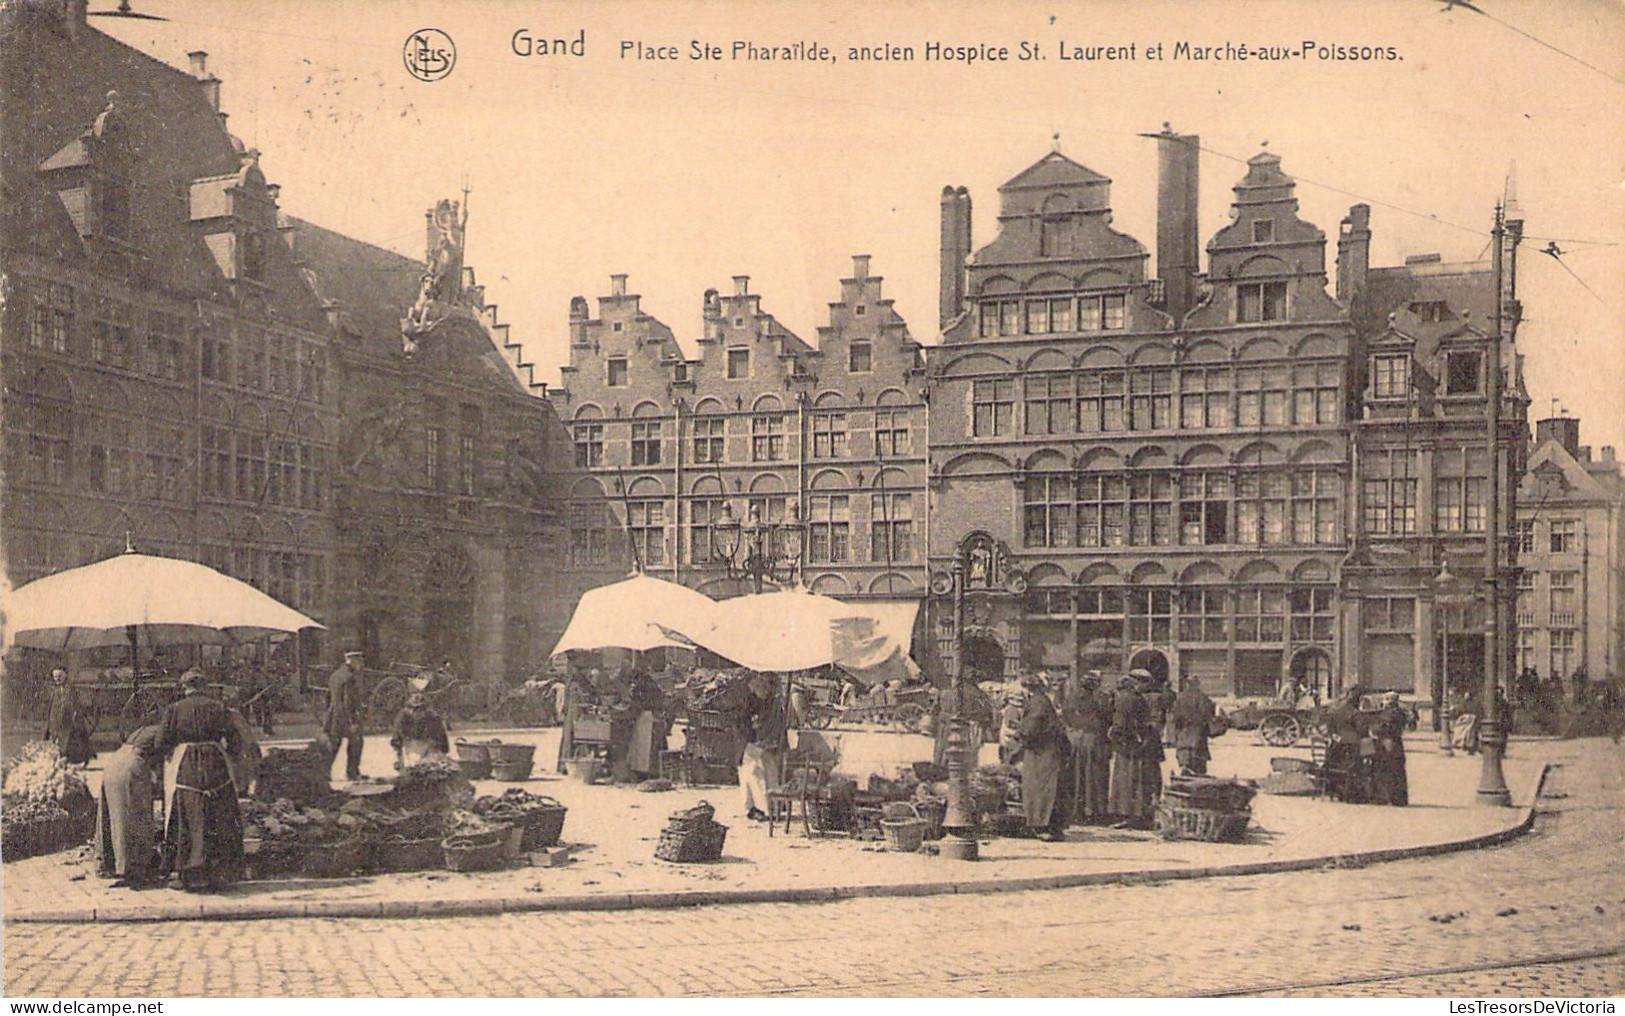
[8, 763, 1550, 924]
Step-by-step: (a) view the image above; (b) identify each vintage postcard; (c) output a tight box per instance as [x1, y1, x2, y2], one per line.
[2, 0, 1622, 1001]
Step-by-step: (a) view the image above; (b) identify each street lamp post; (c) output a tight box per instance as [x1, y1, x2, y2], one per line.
[710, 500, 805, 594]
[1477, 204, 1512, 807]
[1433, 561, 1457, 757]
[937, 557, 979, 862]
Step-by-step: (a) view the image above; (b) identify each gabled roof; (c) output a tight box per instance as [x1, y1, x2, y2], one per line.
[999, 150, 1110, 191]
[284, 216, 421, 356]
[1522, 439, 1618, 502]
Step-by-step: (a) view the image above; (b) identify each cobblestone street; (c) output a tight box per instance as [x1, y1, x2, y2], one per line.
[4, 739, 1619, 997]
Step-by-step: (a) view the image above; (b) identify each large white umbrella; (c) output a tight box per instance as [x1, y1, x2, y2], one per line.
[3, 551, 324, 652]
[695, 587, 919, 683]
[549, 571, 720, 656]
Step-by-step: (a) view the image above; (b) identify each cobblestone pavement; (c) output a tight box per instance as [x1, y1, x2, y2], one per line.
[4, 740, 1620, 998]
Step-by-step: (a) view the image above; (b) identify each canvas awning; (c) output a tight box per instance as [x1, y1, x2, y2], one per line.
[548, 572, 720, 656]
[692, 588, 920, 685]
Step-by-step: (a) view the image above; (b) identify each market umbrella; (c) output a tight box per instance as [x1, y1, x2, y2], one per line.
[4, 550, 324, 652]
[548, 571, 720, 656]
[694, 587, 919, 684]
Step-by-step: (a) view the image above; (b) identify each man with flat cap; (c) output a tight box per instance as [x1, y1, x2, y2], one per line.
[326, 650, 367, 781]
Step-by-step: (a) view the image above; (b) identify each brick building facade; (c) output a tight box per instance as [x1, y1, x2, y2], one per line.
[552, 259, 928, 603]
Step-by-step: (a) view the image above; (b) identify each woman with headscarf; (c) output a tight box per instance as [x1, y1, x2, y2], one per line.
[1368, 692, 1410, 806]
[1107, 674, 1152, 828]
[626, 668, 668, 780]
[1062, 671, 1112, 824]
[142, 670, 245, 892]
[1323, 685, 1370, 803]
[391, 692, 451, 769]
[1016, 672, 1072, 841]
[96, 722, 162, 888]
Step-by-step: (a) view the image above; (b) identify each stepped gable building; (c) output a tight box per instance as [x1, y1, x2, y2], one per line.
[553, 258, 928, 601]
[1339, 208, 1531, 704]
[925, 136, 1357, 696]
[1515, 415, 1623, 693]
[1, 2, 568, 686]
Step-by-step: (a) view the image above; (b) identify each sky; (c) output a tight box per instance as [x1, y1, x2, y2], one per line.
[101, 0, 1625, 456]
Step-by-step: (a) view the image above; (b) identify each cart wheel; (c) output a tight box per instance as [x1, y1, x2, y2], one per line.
[1259, 713, 1302, 747]
[369, 676, 408, 727]
[892, 703, 927, 734]
[805, 706, 836, 730]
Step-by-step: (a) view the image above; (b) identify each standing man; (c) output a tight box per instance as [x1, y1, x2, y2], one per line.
[44, 668, 92, 765]
[1062, 671, 1111, 824]
[1171, 677, 1217, 776]
[738, 674, 788, 821]
[1016, 672, 1071, 842]
[325, 650, 367, 781]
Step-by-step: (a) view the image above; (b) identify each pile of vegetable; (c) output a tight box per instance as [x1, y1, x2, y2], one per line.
[254, 741, 332, 803]
[2, 742, 94, 861]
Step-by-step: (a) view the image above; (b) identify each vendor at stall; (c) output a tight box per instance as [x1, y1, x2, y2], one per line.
[96, 722, 163, 888]
[625, 669, 668, 781]
[143, 670, 246, 893]
[738, 674, 789, 822]
[391, 692, 452, 770]
[1063, 671, 1111, 824]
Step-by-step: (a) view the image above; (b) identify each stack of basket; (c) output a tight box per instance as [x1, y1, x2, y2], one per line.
[1156, 775, 1258, 842]
[453, 739, 493, 780]
[487, 741, 537, 782]
[654, 800, 728, 863]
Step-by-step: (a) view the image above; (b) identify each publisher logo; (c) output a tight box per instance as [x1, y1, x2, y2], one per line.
[404, 28, 456, 82]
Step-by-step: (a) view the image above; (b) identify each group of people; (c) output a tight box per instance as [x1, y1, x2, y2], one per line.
[554, 665, 672, 783]
[93, 670, 260, 891]
[1321, 685, 1411, 806]
[1004, 668, 1222, 837]
[325, 650, 455, 778]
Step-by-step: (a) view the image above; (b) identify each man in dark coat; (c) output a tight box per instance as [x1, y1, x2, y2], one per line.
[1171, 678, 1217, 776]
[142, 671, 244, 892]
[1016, 672, 1072, 841]
[1107, 674, 1152, 827]
[44, 669, 92, 765]
[1323, 685, 1369, 803]
[1368, 692, 1409, 806]
[1062, 671, 1111, 823]
[325, 651, 367, 781]
[1134, 671, 1167, 814]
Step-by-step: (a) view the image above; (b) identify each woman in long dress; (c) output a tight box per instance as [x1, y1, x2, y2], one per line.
[625, 670, 667, 780]
[96, 724, 162, 888]
[1017, 673, 1071, 841]
[143, 671, 245, 892]
[1107, 677, 1151, 827]
[1062, 673, 1111, 824]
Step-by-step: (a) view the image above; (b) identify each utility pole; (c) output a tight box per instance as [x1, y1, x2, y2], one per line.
[1477, 203, 1512, 806]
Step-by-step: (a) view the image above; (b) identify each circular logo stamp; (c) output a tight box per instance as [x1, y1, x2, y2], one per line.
[404, 28, 456, 82]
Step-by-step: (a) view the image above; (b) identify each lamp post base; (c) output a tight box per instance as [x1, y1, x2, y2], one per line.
[937, 833, 979, 861]
[1475, 720, 1513, 807]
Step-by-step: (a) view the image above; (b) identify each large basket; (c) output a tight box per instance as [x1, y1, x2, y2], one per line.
[488, 742, 537, 766]
[491, 760, 535, 782]
[1156, 803, 1252, 843]
[301, 836, 370, 878]
[454, 739, 493, 780]
[654, 820, 728, 863]
[523, 799, 567, 849]
[880, 803, 927, 853]
[380, 836, 445, 872]
[442, 829, 510, 872]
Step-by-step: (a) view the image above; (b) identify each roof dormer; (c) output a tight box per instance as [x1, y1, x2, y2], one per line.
[189, 150, 279, 287]
[37, 91, 134, 252]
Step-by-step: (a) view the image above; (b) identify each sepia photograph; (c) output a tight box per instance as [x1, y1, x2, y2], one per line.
[1, 0, 1622, 1001]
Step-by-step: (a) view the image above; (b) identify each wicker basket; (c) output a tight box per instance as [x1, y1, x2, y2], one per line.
[1156, 803, 1252, 843]
[880, 803, 927, 852]
[457, 758, 492, 780]
[455, 739, 492, 764]
[380, 836, 445, 872]
[301, 836, 370, 878]
[654, 820, 728, 863]
[488, 742, 537, 766]
[442, 829, 510, 872]
[522, 799, 567, 849]
[491, 760, 535, 782]
[566, 756, 605, 784]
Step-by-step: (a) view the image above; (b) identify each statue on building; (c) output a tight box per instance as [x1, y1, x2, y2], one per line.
[402, 197, 469, 355]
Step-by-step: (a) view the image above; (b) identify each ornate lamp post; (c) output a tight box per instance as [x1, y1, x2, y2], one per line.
[937, 557, 980, 861]
[1432, 559, 1465, 757]
[710, 500, 805, 594]
[1477, 203, 1512, 807]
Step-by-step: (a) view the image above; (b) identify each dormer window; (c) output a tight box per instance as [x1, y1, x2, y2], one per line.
[1372, 354, 1410, 398]
[1445, 350, 1482, 395]
[240, 230, 267, 281]
[1080, 293, 1126, 331]
[1237, 281, 1286, 323]
[606, 356, 628, 387]
[99, 176, 130, 242]
[1251, 220, 1274, 243]
[38, 92, 135, 250]
[1411, 300, 1451, 323]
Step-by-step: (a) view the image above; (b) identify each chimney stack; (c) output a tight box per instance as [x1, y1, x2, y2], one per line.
[852, 254, 871, 280]
[1154, 124, 1200, 326]
[1536, 415, 1582, 458]
[188, 51, 223, 111]
[188, 51, 208, 75]
[610, 273, 628, 297]
[1337, 204, 1372, 306]
[939, 185, 972, 331]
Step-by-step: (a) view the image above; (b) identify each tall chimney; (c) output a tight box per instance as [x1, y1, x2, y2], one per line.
[939, 185, 972, 331]
[1337, 204, 1372, 306]
[1536, 416, 1582, 458]
[1154, 125, 1200, 326]
[189, 51, 222, 111]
